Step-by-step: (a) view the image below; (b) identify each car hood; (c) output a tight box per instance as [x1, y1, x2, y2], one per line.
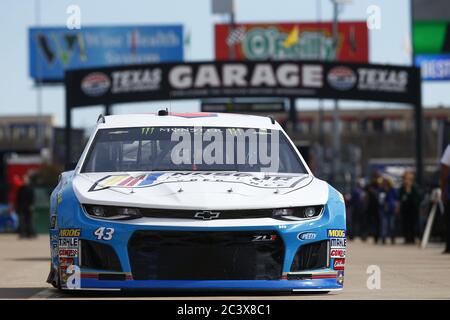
[72, 171, 329, 210]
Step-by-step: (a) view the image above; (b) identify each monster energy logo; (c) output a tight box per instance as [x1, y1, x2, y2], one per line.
[242, 27, 336, 60]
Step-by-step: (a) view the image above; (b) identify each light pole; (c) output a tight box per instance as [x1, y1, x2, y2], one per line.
[35, 0, 44, 150]
[330, 0, 351, 188]
[211, 0, 235, 58]
[211, 0, 236, 108]
[331, 0, 340, 187]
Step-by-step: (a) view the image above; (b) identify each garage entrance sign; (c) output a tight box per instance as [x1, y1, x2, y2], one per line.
[66, 60, 420, 108]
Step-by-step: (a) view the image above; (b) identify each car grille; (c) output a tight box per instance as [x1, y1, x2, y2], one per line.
[128, 230, 284, 280]
[138, 208, 273, 220]
[290, 240, 329, 272]
[80, 240, 122, 272]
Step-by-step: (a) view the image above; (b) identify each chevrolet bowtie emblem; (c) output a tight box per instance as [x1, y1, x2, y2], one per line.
[194, 211, 221, 220]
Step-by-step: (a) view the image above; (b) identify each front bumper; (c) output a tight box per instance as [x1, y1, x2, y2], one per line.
[49, 187, 346, 292]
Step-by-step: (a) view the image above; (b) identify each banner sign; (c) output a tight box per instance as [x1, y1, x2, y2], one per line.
[215, 22, 368, 62]
[413, 22, 450, 55]
[29, 25, 184, 82]
[66, 60, 420, 108]
[415, 54, 450, 80]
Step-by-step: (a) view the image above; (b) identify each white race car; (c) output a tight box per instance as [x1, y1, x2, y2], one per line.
[47, 111, 346, 292]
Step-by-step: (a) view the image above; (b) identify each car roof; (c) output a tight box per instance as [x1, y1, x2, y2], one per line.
[98, 112, 282, 130]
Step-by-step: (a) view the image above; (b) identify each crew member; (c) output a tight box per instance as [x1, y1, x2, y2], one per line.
[16, 175, 36, 239]
[439, 145, 450, 254]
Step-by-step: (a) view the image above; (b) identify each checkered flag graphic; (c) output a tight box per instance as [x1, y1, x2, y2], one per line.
[226, 27, 246, 46]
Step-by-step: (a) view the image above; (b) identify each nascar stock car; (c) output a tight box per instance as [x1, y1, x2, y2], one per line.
[47, 111, 346, 292]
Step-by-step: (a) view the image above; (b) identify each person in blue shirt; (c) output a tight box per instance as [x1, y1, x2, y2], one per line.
[349, 178, 367, 240]
[378, 176, 398, 245]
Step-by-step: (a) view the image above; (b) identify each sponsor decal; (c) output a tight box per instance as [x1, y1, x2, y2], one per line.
[51, 243, 58, 260]
[94, 227, 114, 241]
[298, 232, 317, 241]
[327, 229, 346, 238]
[357, 68, 408, 93]
[58, 237, 79, 248]
[333, 258, 345, 270]
[50, 216, 57, 229]
[327, 66, 357, 90]
[111, 68, 162, 93]
[194, 211, 221, 220]
[59, 257, 75, 286]
[57, 192, 63, 204]
[337, 270, 344, 285]
[81, 72, 111, 97]
[252, 234, 277, 242]
[330, 237, 347, 248]
[330, 248, 346, 258]
[59, 229, 81, 237]
[89, 172, 309, 192]
[58, 248, 78, 258]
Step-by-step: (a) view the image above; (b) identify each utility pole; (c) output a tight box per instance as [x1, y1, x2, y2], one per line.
[35, 0, 44, 150]
[331, 0, 341, 187]
[329, 0, 352, 188]
[410, 0, 423, 185]
[211, 0, 236, 107]
[229, 0, 236, 59]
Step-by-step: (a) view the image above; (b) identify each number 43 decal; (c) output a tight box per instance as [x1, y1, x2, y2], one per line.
[94, 227, 114, 240]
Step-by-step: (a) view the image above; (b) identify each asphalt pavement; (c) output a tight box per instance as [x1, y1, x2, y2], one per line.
[1, 234, 449, 299]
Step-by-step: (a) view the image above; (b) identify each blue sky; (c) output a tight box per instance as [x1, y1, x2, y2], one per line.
[0, 0, 448, 130]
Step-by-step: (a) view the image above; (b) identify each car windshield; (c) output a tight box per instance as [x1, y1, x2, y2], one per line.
[81, 127, 307, 174]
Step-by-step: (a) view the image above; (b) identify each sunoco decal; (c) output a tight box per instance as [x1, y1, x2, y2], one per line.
[88, 172, 309, 192]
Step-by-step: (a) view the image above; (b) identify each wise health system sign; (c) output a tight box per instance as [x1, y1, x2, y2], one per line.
[29, 25, 184, 82]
